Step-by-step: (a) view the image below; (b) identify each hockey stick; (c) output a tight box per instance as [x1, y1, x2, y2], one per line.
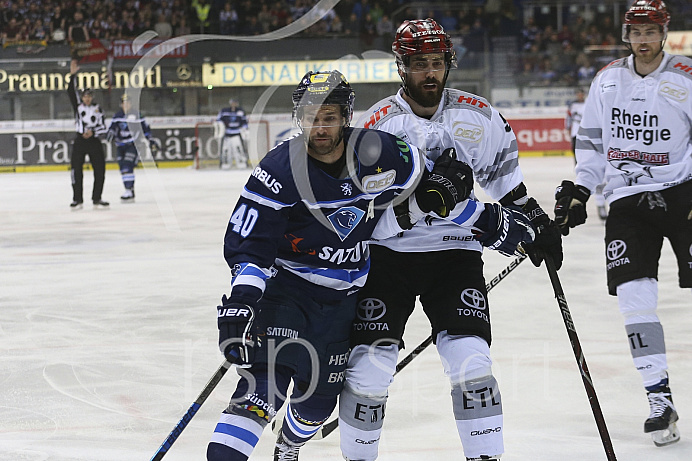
[299, 253, 528, 440]
[150, 359, 233, 461]
[544, 256, 617, 461]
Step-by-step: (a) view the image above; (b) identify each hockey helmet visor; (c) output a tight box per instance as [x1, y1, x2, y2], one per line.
[622, 0, 670, 43]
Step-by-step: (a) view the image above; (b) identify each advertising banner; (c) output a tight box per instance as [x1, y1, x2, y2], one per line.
[203, 58, 399, 87]
[0, 117, 212, 172]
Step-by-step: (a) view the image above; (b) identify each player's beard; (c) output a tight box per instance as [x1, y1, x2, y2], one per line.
[633, 41, 663, 65]
[406, 74, 444, 108]
[308, 129, 342, 157]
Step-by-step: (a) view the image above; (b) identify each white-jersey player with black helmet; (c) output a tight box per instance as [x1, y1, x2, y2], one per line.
[338, 19, 563, 461]
[555, 0, 691, 447]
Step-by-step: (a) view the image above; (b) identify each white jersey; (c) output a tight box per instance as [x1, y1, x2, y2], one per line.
[566, 100, 586, 139]
[355, 88, 523, 253]
[575, 52, 692, 203]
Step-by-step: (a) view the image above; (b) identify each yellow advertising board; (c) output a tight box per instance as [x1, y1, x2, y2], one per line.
[202, 58, 399, 87]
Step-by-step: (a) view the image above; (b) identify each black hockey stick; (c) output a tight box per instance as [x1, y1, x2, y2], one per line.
[150, 359, 233, 461]
[544, 256, 617, 461]
[313, 253, 528, 439]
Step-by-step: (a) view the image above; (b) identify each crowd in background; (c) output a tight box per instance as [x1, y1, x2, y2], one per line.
[1, 0, 690, 88]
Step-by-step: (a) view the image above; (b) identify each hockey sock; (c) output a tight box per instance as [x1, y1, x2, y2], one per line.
[280, 392, 336, 445]
[617, 278, 668, 387]
[207, 365, 292, 460]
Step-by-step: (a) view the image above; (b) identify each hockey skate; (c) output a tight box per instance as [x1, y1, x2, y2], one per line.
[92, 200, 110, 209]
[466, 456, 501, 461]
[70, 200, 83, 210]
[273, 431, 302, 461]
[645, 386, 680, 446]
[120, 189, 135, 202]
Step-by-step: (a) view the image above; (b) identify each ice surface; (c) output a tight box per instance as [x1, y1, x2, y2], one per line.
[1, 157, 689, 460]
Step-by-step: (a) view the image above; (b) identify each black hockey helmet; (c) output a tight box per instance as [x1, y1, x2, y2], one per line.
[80, 88, 93, 97]
[292, 70, 355, 129]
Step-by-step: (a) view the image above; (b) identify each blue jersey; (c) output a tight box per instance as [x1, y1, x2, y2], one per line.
[107, 110, 152, 146]
[224, 127, 423, 304]
[217, 107, 248, 136]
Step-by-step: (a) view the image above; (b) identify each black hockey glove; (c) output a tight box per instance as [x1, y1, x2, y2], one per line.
[554, 180, 591, 236]
[473, 203, 535, 257]
[217, 295, 256, 366]
[415, 148, 474, 218]
[518, 198, 563, 270]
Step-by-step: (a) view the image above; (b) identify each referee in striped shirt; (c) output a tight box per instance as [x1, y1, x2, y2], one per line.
[68, 60, 109, 209]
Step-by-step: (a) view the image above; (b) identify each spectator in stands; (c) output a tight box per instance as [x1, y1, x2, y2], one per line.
[49, 5, 67, 42]
[120, 12, 139, 39]
[360, 12, 376, 45]
[67, 11, 89, 43]
[31, 18, 48, 41]
[329, 14, 344, 34]
[575, 52, 596, 83]
[154, 14, 173, 39]
[439, 9, 459, 34]
[257, 4, 273, 35]
[219, 2, 238, 35]
[2, 18, 21, 43]
[376, 13, 393, 37]
[342, 12, 360, 36]
[173, 15, 191, 36]
[89, 13, 107, 39]
[192, 0, 211, 34]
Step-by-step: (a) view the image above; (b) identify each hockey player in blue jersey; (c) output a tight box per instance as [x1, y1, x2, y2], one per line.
[106, 94, 155, 202]
[217, 98, 249, 168]
[206, 70, 535, 461]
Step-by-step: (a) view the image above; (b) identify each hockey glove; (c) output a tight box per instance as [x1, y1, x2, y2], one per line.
[518, 198, 563, 270]
[554, 180, 590, 236]
[217, 295, 256, 366]
[473, 203, 535, 257]
[415, 148, 474, 218]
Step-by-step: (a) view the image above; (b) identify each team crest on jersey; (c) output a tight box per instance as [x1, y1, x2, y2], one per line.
[327, 206, 365, 241]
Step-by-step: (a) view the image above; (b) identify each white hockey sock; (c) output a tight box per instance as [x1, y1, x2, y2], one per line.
[617, 278, 669, 387]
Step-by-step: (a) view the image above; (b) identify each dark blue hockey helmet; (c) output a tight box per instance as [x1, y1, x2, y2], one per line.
[292, 70, 355, 129]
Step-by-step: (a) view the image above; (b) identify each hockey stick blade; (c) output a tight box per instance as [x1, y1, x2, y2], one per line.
[150, 359, 233, 461]
[544, 256, 617, 461]
[314, 254, 528, 440]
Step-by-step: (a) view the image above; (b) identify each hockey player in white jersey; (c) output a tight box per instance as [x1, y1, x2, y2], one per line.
[338, 19, 563, 461]
[554, 0, 692, 447]
[567, 88, 607, 220]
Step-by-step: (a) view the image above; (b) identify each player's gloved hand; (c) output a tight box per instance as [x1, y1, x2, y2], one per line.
[149, 139, 160, 156]
[217, 295, 256, 366]
[554, 180, 590, 236]
[415, 148, 474, 218]
[519, 197, 563, 270]
[473, 203, 535, 257]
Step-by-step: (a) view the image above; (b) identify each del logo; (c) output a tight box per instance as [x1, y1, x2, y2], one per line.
[659, 81, 688, 102]
[362, 169, 396, 193]
[328, 206, 365, 241]
[453, 121, 483, 143]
